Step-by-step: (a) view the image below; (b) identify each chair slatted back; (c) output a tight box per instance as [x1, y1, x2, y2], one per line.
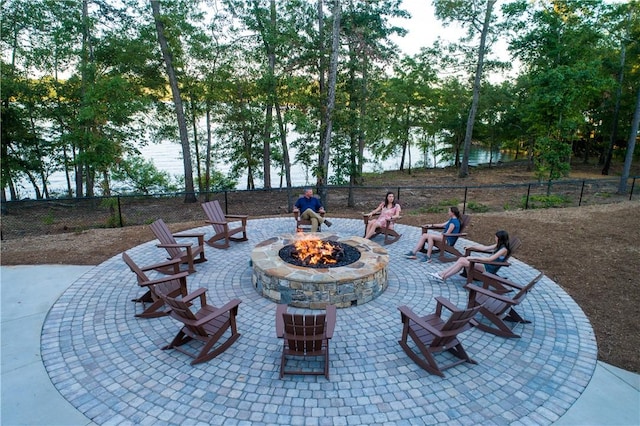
[508, 237, 522, 259]
[122, 252, 149, 284]
[202, 200, 226, 234]
[283, 313, 327, 355]
[163, 296, 207, 337]
[432, 305, 482, 347]
[459, 214, 471, 233]
[150, 219, 181, 259]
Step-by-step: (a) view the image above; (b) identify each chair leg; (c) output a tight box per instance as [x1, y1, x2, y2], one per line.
[135, 298, 169, 318]
[472, 308, 522, 338]
[162, 329, 193, 350]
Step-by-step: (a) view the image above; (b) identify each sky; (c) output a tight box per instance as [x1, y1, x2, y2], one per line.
[389, 0, 515, 80]
[390, 0, 463, 56]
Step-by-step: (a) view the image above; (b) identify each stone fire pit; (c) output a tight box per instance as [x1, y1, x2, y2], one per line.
[250, 233, 389, 308]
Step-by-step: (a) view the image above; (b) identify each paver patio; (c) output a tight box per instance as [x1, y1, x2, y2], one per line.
[41, 217, 597, 425]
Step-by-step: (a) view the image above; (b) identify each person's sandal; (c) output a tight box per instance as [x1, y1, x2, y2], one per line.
[404, 251, 417, 259]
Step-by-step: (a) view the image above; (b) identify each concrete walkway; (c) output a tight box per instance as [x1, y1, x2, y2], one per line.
[1, 218, 639, 425]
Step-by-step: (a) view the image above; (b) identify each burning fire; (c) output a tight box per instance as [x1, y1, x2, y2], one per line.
[292, 237, 341, 265]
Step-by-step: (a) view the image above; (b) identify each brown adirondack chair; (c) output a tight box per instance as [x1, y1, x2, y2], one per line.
[421, 214, 471, 262]
[465, 272, 544, 338]
[149, 218, 206, 274]
[160, 288, 241, 365]
[201, 200, 248, 249]
[398, 297, 481, 377]
[363, 213, 402, 245]
[122, 252, 189, 318]
[293, 208, 326, 232]
[464, 237, 522, 294]
[276, 304, 336, 379]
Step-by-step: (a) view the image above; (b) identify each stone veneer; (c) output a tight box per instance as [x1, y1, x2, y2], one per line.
[250, 232, 389, 308]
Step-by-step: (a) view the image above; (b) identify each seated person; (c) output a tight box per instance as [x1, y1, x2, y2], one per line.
[404, 206, 462, 262]
[429, 230, 511, 282]
[294, 188, 332, 232]
[364, 192, 401, 239]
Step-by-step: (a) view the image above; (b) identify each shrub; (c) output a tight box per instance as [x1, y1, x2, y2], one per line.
[467, 201, 489, 213]
[521, 194, 571, 209]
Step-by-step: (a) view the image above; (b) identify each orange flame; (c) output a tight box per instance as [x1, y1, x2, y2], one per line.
[293, 238, 338, 265]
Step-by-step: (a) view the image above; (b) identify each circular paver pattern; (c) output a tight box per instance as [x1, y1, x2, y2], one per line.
[42, 217, 597, 425]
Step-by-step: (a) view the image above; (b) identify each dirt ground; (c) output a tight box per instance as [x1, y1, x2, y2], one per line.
[1, 162, 639, 373]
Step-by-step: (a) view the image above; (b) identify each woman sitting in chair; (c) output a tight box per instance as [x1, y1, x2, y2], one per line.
[429, 230, 511, 282]
[405, 206, 461, 262]
[364, 192, 401, 239]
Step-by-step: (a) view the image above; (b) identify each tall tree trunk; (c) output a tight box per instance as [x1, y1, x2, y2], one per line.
[318, 0, 340, 208]
[459, 0, 495, 178]
[317, 0, 327, 182]
[602, 25, 628, 175]
[190, 100, 202, 192]
[618, 87, 639, 194]
[274, 102, 294, 209]
[151, 0, 197, 203]
[205, 106, 212, 200]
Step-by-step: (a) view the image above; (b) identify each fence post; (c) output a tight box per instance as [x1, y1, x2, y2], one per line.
[118, 196, 123, 227]
[397, 187, 401, 202]
[630, 177, 636, 201]
[224, 191, 228, 214]
[578, 180, 586, 207]
[463, 187, 468, 214]
[525, 184, 531, 209]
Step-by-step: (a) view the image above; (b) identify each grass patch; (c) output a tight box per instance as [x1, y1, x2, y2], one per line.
[521, 194, 572, 209]
[467, 201, 490, 213]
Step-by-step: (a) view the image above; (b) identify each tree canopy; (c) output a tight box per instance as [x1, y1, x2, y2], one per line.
[1, 0, 638, 201]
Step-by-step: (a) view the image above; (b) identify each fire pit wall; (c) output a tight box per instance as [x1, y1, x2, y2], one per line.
[251, 233, 389, 309]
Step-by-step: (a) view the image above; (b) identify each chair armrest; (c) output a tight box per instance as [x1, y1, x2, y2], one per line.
[465, 283, 516, 305]
[465, 247, 493, 256]
[205, 219, 229, 226]
[173, 232, 205, 238]
[225, 214, 248, 220]
[421, 224, 445, 233]
[139, 271, 189, 287]
[275, 304, 288, 337]
[157, 242, 192, 249]
[477, 272, 524, 291]
[174, 233, 205, 245]
[441, 231, 467, 238]
[468, 258, 510, 268]
[325, 305, 337, 339]
[434, 296, 459, 313]
[193, 298, 242, 327]
[139, 257, 182, 273]
[363, 213, 377, 225]
[182, 287, 208, 303]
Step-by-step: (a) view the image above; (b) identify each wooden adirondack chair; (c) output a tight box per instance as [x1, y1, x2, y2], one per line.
[122, 252, 189, 318]
[398, 297, 481, 377]
[201, 200, 248, 249]
[421, 214, 471, 262]
[293, 207, 326, 232]
[465, 272, 544, 338]
[160, 288, 242, 365]
[464, 237, 522, 294]
[362, 213, 402, 245]
[149, 218, 207, 274]
[276, 304, 336, 379]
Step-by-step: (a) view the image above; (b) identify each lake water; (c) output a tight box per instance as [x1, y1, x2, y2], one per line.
[15, 141, 514, 198]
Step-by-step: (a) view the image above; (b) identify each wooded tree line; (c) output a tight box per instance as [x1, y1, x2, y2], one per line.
[1, 0, 638, 204]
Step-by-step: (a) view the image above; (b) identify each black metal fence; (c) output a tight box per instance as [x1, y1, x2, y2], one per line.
[1, 176, 636, 240]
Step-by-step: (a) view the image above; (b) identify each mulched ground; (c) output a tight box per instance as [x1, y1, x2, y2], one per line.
[2, 162, 639, 373]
